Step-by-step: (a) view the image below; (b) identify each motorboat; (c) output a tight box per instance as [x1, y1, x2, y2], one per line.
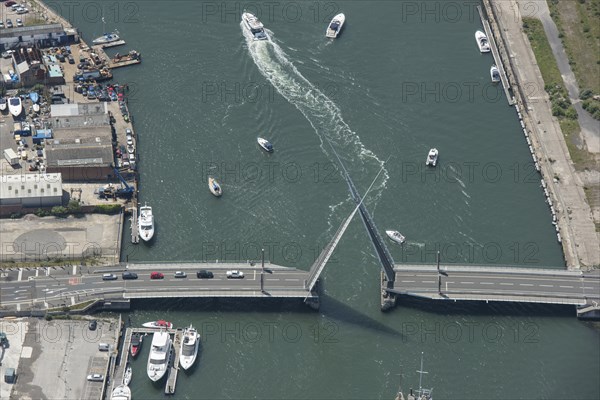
[93, 30, 120, 45]
[130, 333, 143, 357]
[8, 97, 22, 117]
[490, 65, 500, 83]
[138, 203, 154, 241]
[110, 385, 131, 400]
[326, 13, 345, 38]
[142, 320, 172, 329]
[32, 103, 40, 113]
[475, 30, 490, 53]
[0, 97, 6, 111]
[179, 324, 200, 370]
[386, 230, 406, 245]
[146, 330, 172, 382]
[242, 12, 268, 40]
[208, 177, 222, 197]
[122, 363, 132, 386]
[425, 148, 438, 167]
[257, 137, 273, 152]
[29, 92, 39, 103]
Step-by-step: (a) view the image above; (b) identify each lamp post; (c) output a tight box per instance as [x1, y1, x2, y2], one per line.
[260, 248, 265, 293]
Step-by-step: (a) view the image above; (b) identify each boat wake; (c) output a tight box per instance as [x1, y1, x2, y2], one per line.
[241, 24, 389, 203]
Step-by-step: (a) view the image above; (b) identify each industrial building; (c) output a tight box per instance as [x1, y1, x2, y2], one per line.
[0, 173, 63, 207]
[44, 137, 114, 181]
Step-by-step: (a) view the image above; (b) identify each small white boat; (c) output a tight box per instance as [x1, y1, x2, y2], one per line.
[110, 385, 131, 400]
[138, 203, 154, 241]
[242, 12, 268, 40]
[257, 137, 273, 152]
[147, 330, 172, 382]
[93, 30, 120, 45]
[32, 103, 40, 113]
[123, 363, 132, 386]
[475, 30, 490, 53]
[208, 177, 222, 197]
[425, 148, 438, 167]
[386, 230, 406, 245]
[8, 97, 22, 117]
[0, 97, 6, 111]
[490, 65, 500, 83]
[326, 13, 345, 38]
[142, 320, 172, 329]
[179, 324, 200, 370]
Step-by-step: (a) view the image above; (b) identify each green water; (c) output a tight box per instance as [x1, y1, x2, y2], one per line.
[55, 1, 599, 398]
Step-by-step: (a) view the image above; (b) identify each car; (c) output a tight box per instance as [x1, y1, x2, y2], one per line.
[126, 144, 134, 154]
[77, 61, 90, 69]
[126, 134, 133, 146]
[68, 55, 75, 64]
[4, 1, 16, 7]
[102, 273, 117, 281]
[174, 271, 187, 278]
[125, 128, 132, 136]
[0, 21, 4, 29]
[1, 50, 15, 58]
[128, 152, 135, 162]
[6, 19, 13, 28]
[15, 18, 22, 27]
[226, 270, 244, 279]
[16, 7, 28, 14]
[150, 272, 164, 279]
[87, 373, 103, 382]
[197, 270, 214, 279]
[88, 320, 97, 331]
[122, 271, 138, 280]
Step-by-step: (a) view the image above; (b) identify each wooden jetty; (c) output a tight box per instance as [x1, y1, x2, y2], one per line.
[165, 328, 183, 395]
[130, 206, 139, 244]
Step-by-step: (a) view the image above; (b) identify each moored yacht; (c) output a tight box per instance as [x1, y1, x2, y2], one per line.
[179, 324, 200, 370]
[490, 65, 500, 83]
[138, 203, 154, 241]
[142, 320, 172, 329]
[93, 30, 120, 45]
[475, 30, 490, 53]
[146, 330, 172, 382]
[425, 148, 438, 167]
[130, 333, 143, 357]
[110, 385, 131, 400]
[326, 13, 345, 38]
[122, 363, 132, 386]
[257, 137, 273, 152]
[386, 230, 406, 245]
[242, 12, 268, 40]
[8, 97, 22, 117]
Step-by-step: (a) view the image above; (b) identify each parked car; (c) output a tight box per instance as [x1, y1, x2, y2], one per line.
[4, 2, 16, 7]
[68, 55, 75, 64]
[88, 320, 97, 331]
[122, 271, 138, 280]
[102, 273, 117, 281]
[128, 152, 135, 162]
[226, 270, 244, 279]
[1, 50, 14, 58]
[174, 271, 187, 278]
[197, 270, 214, 279]
[87, 374, 103, 382]
[6, 19, 13, 28]
[16, 18, 22, 27]
[150, 272, 164, 279]
[16, 7, 28, 14]
[0, 21, 4, 29]
[126, 133, 133, 145]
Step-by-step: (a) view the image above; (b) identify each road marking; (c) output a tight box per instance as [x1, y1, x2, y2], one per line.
[4, 286, 14, 289]
[480, 282, 494, 285]
[72, 265, 77, 275]
[422, 280, 435, 284]
[403, 280, 415, 283]
[500, 283, 513, 286]
[559, 285, 573, 288]
[18, 268, 23, 281]
[284, 279, 299, 282]
[71, 296, 75, 305]
[539, 284, 554, 288]
[46, 268, 50, 276]
[35, 269, 39, 277]
[14, 296, 27, 300]
[462, 282, 474, 285]
[16, 303, 20, 311]
[14, 289, 27, 293]
[519, 283, 534, 286]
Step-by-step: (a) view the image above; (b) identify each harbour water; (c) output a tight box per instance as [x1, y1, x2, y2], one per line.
[56, 1, 599, 398]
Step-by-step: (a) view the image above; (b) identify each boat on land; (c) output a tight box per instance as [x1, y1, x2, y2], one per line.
[122, 363, 132, 386]
[257, 137, 273, 152]
[110, 385, 131, 400]
[179, 324, 200, 370]
[475, 30, 490, 53]
[208, 177, 222, 197]
[242, 12, 268, 40]
[8, 97, 22, 117]
[147, 330, 172, 382]
[0, 97, 6, 111]
[93, 30, 120, 45]
[386, 230, 406, 245]
[142, 320, 172, 329]
[32, 103, 40, 113]
[490, 65, 500, 83]
[394, 353, 433, 400]
[326, 13, 345, 38]
[425, 148, 438, 167]
[130, 333, 143, 357]
[138, 203, 154, 241]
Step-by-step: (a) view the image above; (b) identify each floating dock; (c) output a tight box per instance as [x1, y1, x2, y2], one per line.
[165, 328, 183, 395]
[130, 206, 139, 244]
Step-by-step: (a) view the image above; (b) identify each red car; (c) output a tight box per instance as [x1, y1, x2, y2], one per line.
[150, 272, 164, 279]
[5, 1, 17, 7]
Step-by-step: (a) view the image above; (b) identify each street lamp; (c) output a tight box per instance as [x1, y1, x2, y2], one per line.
[437, 251, 447, 296]
[260, 248, 265, 293]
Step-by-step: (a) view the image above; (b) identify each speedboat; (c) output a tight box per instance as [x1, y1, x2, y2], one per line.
[179, 324, 200, 370]
[142, 320, 173, 329]
[130, 333, 143, 357]
[93, 30, 120, 45]
[110, 385, 131, 400]
[242, 12, 268, 40]
[123, 363, 132, 386]
[8, 97, 22, 117]
[475, 30, 490, 53]
[208, 177, 222, 197]
[29, 92, 39, 103]
[425, 148, 438, 167]
[0, 98, 6, 111]
[147, 330, 172, 382]
[326, 13, 345, 38]
[490, 65, 500, 83]
[138, 203, 154, 241]
[257, 137, 273, 152]
[386, 230, 406, 245]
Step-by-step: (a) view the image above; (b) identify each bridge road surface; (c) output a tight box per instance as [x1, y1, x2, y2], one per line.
[0, 264, 313, 309]
[391, 265, 600, 304]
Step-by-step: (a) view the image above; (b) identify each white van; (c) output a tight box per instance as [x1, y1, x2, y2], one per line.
[98, 343, 110, 351]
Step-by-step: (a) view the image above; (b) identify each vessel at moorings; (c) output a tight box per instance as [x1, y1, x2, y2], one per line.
[110, 385, 131, 400]
[147, 330, 172, 382]
[475, 30, 490, 53]
[179, 324, 200, 370]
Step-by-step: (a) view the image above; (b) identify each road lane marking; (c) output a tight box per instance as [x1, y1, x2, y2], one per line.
[500, 283, 513, 286]
[539, 284, 554, 288]
[4, 286, 14, 289]
[403, 280, 415, 283]
[559, 285, 573, 288]
[422, 281, 435, 283]
[462, 282, 474, 284]
[72, 265, 77, 275]
[480, 282, 494, 285]
[18, 268, 22, 281]
[519, 283, 534, 286]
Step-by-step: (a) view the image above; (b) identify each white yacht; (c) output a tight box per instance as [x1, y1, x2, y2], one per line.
[122, 363, 132, 386]
[8, 97, 22, 117]
[208, 177, 223, 197]
[179, 324, 200, 370]
[386, 230, 406, 245]
[110, 385, 131, 400]
[326, 13, 345, 38]
[257, 137, 273, 152]
[490, 65, 500, 83]
[146, 330, 172, 382]
[475, 30, 490, 53]
[242, 12, 268, 40]
[138, 203, 154, 241]
[93, 30, 120, 45]
[425, 148, 438, 167]
[0, 97, 6, 111]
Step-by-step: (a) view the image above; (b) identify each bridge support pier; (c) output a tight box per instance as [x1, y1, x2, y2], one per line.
[380, 271, 397, 312]
[304, 297, 320, 311]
